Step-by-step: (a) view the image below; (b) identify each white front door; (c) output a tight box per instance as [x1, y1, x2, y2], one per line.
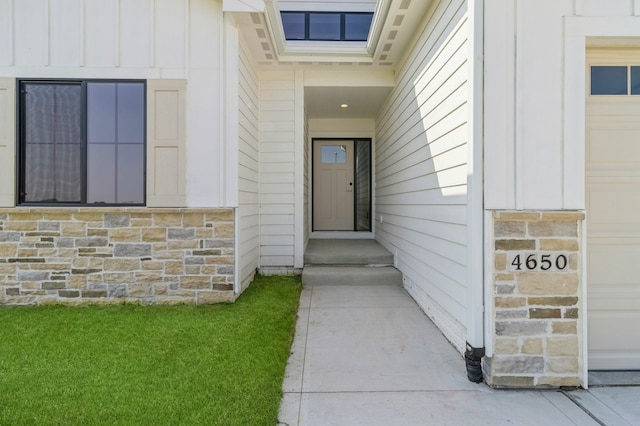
[586, 55, 640, 370]
[313, 140, 354, 231]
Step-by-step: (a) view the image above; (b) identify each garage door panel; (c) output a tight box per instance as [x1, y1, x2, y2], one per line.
[588, 282, 640, 311]
[588, 243, 640, 284]
[586, 54, 640, 371]
[587, 185, 640, 225]
[589, 356, 640, 371]
[587, 100, 640, 116]
[589, 314, 640, 351]
[587, 121, 640, 165]
[588, 312, 640, 370]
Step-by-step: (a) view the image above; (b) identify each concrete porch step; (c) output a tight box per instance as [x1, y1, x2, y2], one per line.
[304, 239, 394, 265]
[302, 265, 402, 287]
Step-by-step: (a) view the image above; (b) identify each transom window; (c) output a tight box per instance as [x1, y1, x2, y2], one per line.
[591, 66, 640, 95]
[281, 12, 373, 41]
[18, 79, 146, 205]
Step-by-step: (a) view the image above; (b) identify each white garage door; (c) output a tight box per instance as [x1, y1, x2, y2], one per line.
[586, 51, 640, 370]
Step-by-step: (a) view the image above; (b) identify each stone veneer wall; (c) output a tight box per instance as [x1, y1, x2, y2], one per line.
[484, 211, 585, 388]
[0, 208, 236, 305]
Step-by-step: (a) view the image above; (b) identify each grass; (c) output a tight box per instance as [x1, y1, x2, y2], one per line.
[0, 274, 302, 425]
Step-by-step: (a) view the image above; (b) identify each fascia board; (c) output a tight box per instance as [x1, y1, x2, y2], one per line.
[222, 0, 266, 12]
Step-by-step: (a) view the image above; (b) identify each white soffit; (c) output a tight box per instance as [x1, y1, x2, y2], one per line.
[228, 0, 435, 68]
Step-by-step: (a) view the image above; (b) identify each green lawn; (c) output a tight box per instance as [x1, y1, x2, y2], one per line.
[0, 275, 302, 425]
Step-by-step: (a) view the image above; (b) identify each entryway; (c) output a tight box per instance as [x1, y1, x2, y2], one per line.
[312, 139, 371, 232]
[586, 49, 640, 370]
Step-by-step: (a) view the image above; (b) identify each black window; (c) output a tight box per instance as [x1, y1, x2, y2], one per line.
[281, 12, 373, 42]
[18, 80, 146, 205]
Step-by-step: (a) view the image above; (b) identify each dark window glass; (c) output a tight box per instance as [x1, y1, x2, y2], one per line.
[632, 66, 640, 95]
[19, 80, 145, 205]
[282, 12, 374, 42]
[23, 83, 82, 203]
[87, 82, 145, 204]
[345, 14, 373, 41]
[591, 66, 628, 95]
[282, 12, 306, 40]
[355, 139, 371, 231]
[309, 13, 341, 40]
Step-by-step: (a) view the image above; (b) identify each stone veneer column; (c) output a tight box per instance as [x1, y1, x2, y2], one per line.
[484, 211, 585, 388]
[0, 208, 236, 305]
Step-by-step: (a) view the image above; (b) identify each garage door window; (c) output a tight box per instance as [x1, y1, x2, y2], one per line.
[632, 66, 640, 95]
[591, 65, 640, 95]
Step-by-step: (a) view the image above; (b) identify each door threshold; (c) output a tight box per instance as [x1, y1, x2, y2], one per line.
[310, 231, 374, 239]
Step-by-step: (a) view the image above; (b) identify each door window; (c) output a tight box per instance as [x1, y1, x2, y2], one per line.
[321, 145, 347, 164]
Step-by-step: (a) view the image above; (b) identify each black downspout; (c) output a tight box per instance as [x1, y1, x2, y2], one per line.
[465, 342, 485, 383]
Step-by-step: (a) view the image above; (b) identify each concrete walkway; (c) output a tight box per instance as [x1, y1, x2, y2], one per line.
[278, 282, 640, 425]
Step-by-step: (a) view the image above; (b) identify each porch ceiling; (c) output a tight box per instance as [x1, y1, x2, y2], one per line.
[304, 86, 392, 119]
[231, 0, 434, 68]
[229, 0, 435, 118]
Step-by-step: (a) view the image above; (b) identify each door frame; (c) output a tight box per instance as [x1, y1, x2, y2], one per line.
[310, 137, 372, 235]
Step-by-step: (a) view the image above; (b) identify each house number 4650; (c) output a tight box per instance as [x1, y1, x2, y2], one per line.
[511, 254, 568, 271]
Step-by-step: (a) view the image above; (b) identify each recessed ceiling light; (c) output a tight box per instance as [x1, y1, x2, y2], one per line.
[340, 103, 349, 108]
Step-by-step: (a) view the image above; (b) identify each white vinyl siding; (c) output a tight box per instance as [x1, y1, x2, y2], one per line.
[238, 39, 260, 290]
[375, 0, 470, 353]
[0, 0, 188, 71]
[259, 71, 297, 267]
[0, 78, 15, 207]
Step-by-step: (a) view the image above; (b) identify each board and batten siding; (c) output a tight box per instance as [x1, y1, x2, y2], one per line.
[375, 0, 470, 353]
[238, 38, 260, 290]
[259, 71, 297, 268]
[0, 0, 188, 73]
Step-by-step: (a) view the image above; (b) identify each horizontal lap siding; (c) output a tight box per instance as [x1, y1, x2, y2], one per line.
[259, 72, 296, 267]
[375, 0, 470, 352]
[238, 40, 260, 290]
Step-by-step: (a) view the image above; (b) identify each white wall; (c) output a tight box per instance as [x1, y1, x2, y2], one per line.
[483, 0, 640, 210]
[0, 0, 236, 208]
[259, 71, 298, 268]
[375, 0, 470, 353]
[238, 37, 260, 290]
[484, 0, 574, 210]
